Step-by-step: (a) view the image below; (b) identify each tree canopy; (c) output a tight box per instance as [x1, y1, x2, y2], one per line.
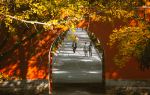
[0, 0, 150, 68]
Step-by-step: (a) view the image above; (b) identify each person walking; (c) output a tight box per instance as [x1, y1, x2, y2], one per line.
[89, 42, 92, 57]
[83, 42, 88, 56]
[72, 40, 77, 53]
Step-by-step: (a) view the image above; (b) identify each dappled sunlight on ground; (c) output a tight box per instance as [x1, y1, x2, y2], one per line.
[52, 28, 103, 84]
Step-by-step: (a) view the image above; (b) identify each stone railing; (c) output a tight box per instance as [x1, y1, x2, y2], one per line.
[0, 79, 49, 95]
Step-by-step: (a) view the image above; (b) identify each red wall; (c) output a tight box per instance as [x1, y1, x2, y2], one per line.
[89, 20, 150, 79]
[1, 18, 150, 80]
[0, 28, 64, 79]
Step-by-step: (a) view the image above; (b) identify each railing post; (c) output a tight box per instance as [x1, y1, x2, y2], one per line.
[48, 31, 67, 95]
[48, 44, 53, 95]
[48, 34, 59, 95]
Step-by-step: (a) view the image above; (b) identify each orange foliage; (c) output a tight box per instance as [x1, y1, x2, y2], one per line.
[38, 70, 45, 79]
[0, 29, 61, 80]
[28, 60, 37, 65]
[27, 66, 38, 79]
[137, 4, 150, 22]
[62, 26, 68, 31]
[137, 8, 145, 18]
[105, 71, 119, 79]
[30, 56, 37, 61]
[129, 19, 138, 27]
[146, 1, 150, 6]
[146, 8, 150, 21]
[44, 35, 50, 41]
[77, 20, 85, 28]
[0, 62, 19, 78]
[111, 71, 118, 79]
[77, 20, 89, 30]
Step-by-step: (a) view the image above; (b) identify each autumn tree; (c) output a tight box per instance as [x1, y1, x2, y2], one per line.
[83, 0, 150, 69]
[0, 0, 89, 79]
[108, 0, 150, 69]
[0, 0, 89, 59]
[0, 0, 150, 80]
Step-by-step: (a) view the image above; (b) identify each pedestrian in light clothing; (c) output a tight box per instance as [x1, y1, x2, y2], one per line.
[83, 42, 88, 56]
[89, 42, 92, 57]
[75, 35, 79, 42]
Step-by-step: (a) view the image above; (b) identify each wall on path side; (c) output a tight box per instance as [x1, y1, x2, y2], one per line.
[88, 20, 150, 79]
[0, 27, 66, 80]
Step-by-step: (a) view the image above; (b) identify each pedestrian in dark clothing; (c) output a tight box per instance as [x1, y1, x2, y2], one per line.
[89, 42, 92, 56]
[72, 41, 77, 53]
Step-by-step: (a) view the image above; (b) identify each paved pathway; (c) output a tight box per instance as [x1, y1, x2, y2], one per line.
[52, 28, 103, 95]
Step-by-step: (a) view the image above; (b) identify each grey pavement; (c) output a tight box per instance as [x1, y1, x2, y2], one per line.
[52, 28, 103, 95]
